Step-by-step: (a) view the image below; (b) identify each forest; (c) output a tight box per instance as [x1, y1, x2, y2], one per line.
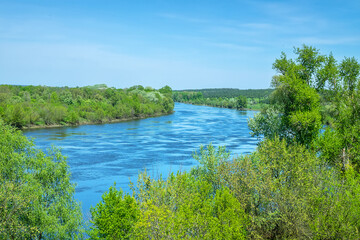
[173, 91, 249, 110]
[0, 84, 174, 129]
[2, 45, 360, 239]
[172, 89, 272, 110]
[174, 88, 274, 98]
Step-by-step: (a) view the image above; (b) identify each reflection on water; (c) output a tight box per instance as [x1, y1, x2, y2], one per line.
[23, 103, 259, 217]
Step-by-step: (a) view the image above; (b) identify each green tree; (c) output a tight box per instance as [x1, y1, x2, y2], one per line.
[89, 185, 139, 240]
[0, 122, 83, 239]
[236, 95, 247, 109]
[191, 144, 230, 194]
[159, 85, 172, 96]
[294, 45, 325, 86]
[316, 52, 339, 92]
[132, 171, 248, 239]
[250, 45, 323, 146]
[316, 56, 360, 171]
[339, 56, 360, 93]
[219, 137, 360, 239]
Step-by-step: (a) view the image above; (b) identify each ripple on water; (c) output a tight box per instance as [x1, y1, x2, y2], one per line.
[23, 103, 259, 216]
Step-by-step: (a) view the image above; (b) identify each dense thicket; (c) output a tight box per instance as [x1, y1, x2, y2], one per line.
[0, 121, 83, 239]
[90, 46, 360, 239]
[0, 84, 174, 129]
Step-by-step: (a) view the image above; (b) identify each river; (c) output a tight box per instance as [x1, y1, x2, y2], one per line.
[23, 103, 259, 218]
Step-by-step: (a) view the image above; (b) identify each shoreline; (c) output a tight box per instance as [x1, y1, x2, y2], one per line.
[22, 111, 174, 131]
[175, 101, 262, 111]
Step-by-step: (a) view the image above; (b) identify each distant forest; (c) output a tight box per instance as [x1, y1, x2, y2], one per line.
[173, 88, 273, 110]
[174, 88, 274, 99]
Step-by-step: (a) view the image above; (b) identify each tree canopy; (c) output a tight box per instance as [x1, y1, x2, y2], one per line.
[0, 84, 174, 129]
[0, 121, 83, 239]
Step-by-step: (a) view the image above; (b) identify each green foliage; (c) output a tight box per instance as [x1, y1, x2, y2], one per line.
[90, 137, 360, 239]
[132, 172, 248, 240]
[236, 95, 247, 109]
[159, 85, 172, 96]
[339, 57, 360, 93]
[0, 122, 83, 239]
[316, 52, 338, 92]
[84, 84, 108, 90]
[316, 54, 360, 170]
[248, 106, 284, 140]
[250, 44, 360, 171]
[173, 91, 251, 110]
[191, 144, 230, 193]
[250, 45, 325, 146]
[248, 45, 360, 237]
[294, 45, 325, 85]
[219, 137, 360, 239]
[324, 89, 360, 171]
[88, 45, 360, 240]
[90, 169, 248, 239]
[173, 88, 271, 110]
[174, 88, 274, 99]
[89, 185, 139, 239]
[0, 84, 174, 128]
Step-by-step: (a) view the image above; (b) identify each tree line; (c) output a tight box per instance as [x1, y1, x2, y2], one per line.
[173, 91, 248, 110]
[174, 88, 273, 99]
[0, 84, 174, 129]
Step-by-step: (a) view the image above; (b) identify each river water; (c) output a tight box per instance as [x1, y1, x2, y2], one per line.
[23, 103, 259, 218]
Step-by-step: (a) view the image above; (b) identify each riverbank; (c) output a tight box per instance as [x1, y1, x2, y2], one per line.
[22, 111, 174, 130]
[0, 84, 175, 130]
[174, 101, 264, 111]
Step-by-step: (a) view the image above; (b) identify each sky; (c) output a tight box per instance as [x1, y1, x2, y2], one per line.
[1, 0, 360, 90]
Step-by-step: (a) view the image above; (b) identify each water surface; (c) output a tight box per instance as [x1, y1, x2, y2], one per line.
[24, 103, 259, 217]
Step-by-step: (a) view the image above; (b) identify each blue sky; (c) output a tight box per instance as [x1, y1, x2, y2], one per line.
[1, 0, 360, 90]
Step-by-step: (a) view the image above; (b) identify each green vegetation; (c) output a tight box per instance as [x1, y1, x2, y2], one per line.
[0, 120, 83, 239]
[90, 45, 360, 239]
[2, 45, 360, 239]
[249, 45, 360, 170]
[173, 88, 272, 110]
[0, 84, 174, 129]
[90, 139, 360, 239]
[89, 163, 248, 239]
[175, 88, 273, 99]
[173, 91, 248, 110]
[89, 185, 139, 239]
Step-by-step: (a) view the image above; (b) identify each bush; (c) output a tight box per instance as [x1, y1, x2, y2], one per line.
[89, 185, 139, 240]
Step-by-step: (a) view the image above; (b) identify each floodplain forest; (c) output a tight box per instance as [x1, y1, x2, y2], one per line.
[0, 84, 174, 129]
[172, 88, 273, 110]
[1, 45, 360, 239]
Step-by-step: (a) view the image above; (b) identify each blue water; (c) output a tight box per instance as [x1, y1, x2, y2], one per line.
[23, 103, 259, 219]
